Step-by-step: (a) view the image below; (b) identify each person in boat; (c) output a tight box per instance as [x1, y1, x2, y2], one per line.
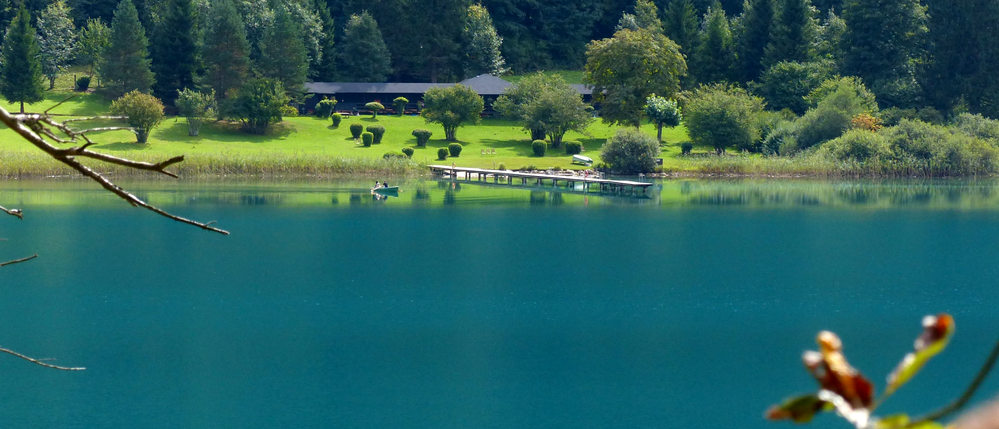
[383, 182, 388, 188]
[373, 181, 381, 189]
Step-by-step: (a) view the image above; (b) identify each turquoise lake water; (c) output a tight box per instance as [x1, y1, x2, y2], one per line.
[0, 179, 997, 428]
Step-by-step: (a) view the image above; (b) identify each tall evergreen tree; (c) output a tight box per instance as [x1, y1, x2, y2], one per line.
[76, 17, 110, 78]
[463, 3, 506, 77]
[202, 0, 250, 102]
[37, 0, 76, 90]
[841, 0, 927, 107]
[764, 0, 816, 66]
[258, 4, 307, 98]
[337, 11, 391, 82]
[736, 0, 774, 82]
[664, 0, 700, 60]
[694, 3, 737, 83]
[0, 5, 44, 113]
[150, 0, 196, 107]
[100, 0, 154, 96]
[633, 0, 663, 31]
[68, 0, 118, 27]
[0, 0, 14, 33]
[313, 0, 335, 80]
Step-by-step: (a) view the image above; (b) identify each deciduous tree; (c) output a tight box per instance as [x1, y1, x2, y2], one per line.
[75, 18, 110, 78]
[421, 84, 484, 141]
[645, 94, 682, 142]
[37, 0, 76, 90]
[684, 83, 766, 154]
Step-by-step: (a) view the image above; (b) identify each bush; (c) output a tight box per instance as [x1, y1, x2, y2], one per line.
[437, 147, 448, 160]
[448, 142, 463, 157]
[349, 123, 363, 139]
[401, 147, 414, 158]
[601, 129, 660, 174]
[365, 101, 384, 117]
[314, 97, 337, 118]
[684, 84, 766, 154]
[794, 78, 878, 150]
[565, 141, 582, 155]
[280, 105, 298, 117]
[751, 60, 833, 114]
[412, 129, 432, 146]
[761, 121, 797, 156]
[331, 113, 342, 128]
[532, 139, 547, 156]
[497, 163, 506, 170]
[75, 76, 91, 91]
[393, 96, 408, 115]
[366, 125, 386, 143]
[953, 113, 999, 143]
[361, 131, 373, 146]
[681, 142, 693, 155]
[109, 90, 165, 143]
[226, 78, 289, 134]
[175, 88, 216, 136]
[383, 152, 406, 160]
[819, 129, 890, 162]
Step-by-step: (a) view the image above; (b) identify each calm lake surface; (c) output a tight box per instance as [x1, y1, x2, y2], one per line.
[1, 178, 997, 428]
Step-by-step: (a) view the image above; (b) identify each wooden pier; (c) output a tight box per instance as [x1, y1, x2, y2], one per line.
[428, 165, 654, 195]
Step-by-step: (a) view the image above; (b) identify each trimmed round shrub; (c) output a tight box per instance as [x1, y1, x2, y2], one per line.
[366, 125, 386, 143]
[412, 129, 432, 147]
[437, 147, 449, 160]
[393, 96, 408, 115]
[314, 97, 337, 118]
[280, 105, 298, 117]
[75, 76, 91, 91]
[361, 131, 374, 147]
[498, 163, 506, 170]
[532, 140, 547, 156]
[448, 142, 463, 157]
[365, 101, 384, 117]
[565, 141, 582, 155]
[109, 90, 165, 143]
[601, 129, 660, 174]
[349, 123, 363, 139]
[402, 147, 414, 158]
[331, 112, 343, 128]
[681, 142, 693, 155]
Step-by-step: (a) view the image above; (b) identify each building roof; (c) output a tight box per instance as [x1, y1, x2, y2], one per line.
[306, 74, 593, 97]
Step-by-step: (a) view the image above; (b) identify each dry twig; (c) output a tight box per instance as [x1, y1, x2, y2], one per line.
[0, 346, 85, 371]
[0, 253, 38, 267]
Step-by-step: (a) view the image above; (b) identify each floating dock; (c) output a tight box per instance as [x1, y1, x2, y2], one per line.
[428, 165, 654, 195]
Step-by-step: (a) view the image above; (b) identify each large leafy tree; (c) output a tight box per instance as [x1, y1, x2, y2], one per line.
[202, 0, 249, 104]
[150, 0, 196, 107]
[684, 83, 766, 154]
[584, 28, 687, 126]
[421, 84, 484, 141]
[100, 0, 154, 96]
[496, 74, 592, 148]
[337, 11, 391, 82]
[76, 18, 110, 78]
[841, 0, 927, 107]
[0, 5, 44, 113]
[258, 4, 308, 98]
[37, 0, 76, 90]
[736, 0, 775, 82]
[764, 0, 816, 67]
[463, 3, 506, 77]
[494, 73, 550, 140]
[693, 3, 737, 84]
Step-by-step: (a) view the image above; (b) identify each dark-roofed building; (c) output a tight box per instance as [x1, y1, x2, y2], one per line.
[305, 74, 592, 115]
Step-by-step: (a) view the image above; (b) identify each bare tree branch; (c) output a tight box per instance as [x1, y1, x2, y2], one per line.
[908, 340, 999, 427]
[0, 106, 228, 234]
[0, 254, 38, 267]
[0, 204, 23, 219]
[0, 346, 85, 371]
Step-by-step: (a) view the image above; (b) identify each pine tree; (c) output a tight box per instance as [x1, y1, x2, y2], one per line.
[463, 3, 506, 77]
[150, 0, 196, 107]
[100, 0, 154, 96]
[664, 0, 700, 60]
[0, 5, 44, 113]
[68, 0, 117, 31]
[694, 3, 736, 83]
[258, 4, 307, 97]
[0, 0, 14, 33]
[337, 11, 391, 82]
[841, 0, 927, 107]
[764, 0, 816, 66]
[37, 0, 76, 90]
[736, 0, 774, 82]
[313, 0, 336, 80]
[202, 0, 249, 102]
[634, 0, 663, 32]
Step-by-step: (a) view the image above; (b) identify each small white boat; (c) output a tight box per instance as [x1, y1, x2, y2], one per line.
[572, 154, 593, 166]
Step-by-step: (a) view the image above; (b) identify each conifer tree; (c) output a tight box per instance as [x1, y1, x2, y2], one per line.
[634, 0, 663, 32]
[463, 3, 506, 76]
[694, 3, 737, 83]
[37, 0, 76, 90]
[0, 0, 14, 33]
[337, 11, 391, 82]
[736, 0, 774, 82]
[313, 0, 336, 80]
[664, 0, 699, 53]
[258, 4, 308, 98]
[100, 0, 154, 96]
[764, 0, 816, 66]
[0, 5, 44, 113]
[202, 0, 249, 102]
[150, 0, 196, 107]
[76, 18, 110, 78]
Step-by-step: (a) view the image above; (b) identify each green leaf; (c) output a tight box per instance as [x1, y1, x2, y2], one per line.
[875, 414, 910, 428]
[886, 314, 955, 394]
[765, 394, 832, 423]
